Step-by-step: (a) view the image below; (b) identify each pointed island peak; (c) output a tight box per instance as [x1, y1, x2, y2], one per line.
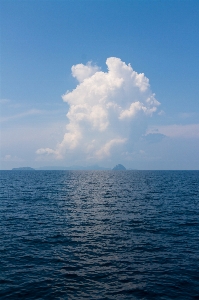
[112, 164, 126, 170]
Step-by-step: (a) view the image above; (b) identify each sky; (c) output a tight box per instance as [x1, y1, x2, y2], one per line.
[1, 0, 199, 170]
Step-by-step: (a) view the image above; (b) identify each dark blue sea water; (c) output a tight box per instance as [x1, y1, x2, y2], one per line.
[0, 170, 199, 299]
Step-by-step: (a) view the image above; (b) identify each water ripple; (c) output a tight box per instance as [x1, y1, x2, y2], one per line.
[0, 170, 199, 299]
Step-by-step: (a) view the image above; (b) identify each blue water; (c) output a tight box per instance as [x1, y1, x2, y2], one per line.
[0, 170, 199, 299]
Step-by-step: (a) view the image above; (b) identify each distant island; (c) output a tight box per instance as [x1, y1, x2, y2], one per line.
[11, 165, 129, 171]
[12, 167, 35, 170]
[112, 164, 126, 170]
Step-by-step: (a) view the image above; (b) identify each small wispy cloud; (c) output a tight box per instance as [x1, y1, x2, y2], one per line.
[0, 109, 62, 123]
[178, 112, 197, 119]
[1, 154, 24, 162]
[142, 133, 166, 143]
[148, 124, 199, 138]
[0, 109, 43, 122]
[0, 99, 10, 104]
[158, 110, 165, 116]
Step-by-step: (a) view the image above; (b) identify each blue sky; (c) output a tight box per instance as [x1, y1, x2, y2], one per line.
[1, 0, 199, 170]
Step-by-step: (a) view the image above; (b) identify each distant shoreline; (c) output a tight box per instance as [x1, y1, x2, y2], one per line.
[10, 166, 138, 171]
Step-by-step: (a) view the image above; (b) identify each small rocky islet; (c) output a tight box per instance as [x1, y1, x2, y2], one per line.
[112, 164, 126, 170]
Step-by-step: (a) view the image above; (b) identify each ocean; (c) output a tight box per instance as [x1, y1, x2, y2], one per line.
[0, 170, 199, 299]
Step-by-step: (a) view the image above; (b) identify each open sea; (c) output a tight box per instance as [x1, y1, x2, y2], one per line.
[0, 170, 199, 299]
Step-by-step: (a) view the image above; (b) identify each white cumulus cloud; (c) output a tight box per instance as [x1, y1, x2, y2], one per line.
[36, 57, 160, 163]
[71, 61, 100, 83]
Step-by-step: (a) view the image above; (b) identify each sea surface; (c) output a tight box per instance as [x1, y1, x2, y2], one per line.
[0, 170, 199, 299]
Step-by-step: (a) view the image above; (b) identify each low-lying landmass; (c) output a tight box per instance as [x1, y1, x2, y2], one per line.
[12, 167, 35, 170]
[11, 164, 134, 171]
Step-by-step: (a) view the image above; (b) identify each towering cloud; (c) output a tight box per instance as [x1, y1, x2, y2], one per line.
[36, 57, 160, 163]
